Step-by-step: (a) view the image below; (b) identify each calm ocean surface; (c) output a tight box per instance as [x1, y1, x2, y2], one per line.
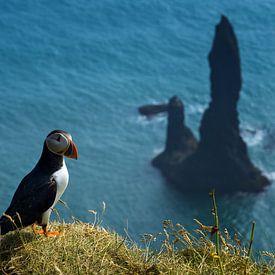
[0, 1, 274, 252]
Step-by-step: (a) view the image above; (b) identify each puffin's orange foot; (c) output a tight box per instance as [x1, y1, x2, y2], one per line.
[44, 230, 63, 237]
[38, 229, 46, 235]
[33, 228, 47, 235]
[32, 224, 63, 237]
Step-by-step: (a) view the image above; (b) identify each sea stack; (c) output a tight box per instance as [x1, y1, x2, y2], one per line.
[181, 15, 270, 192]
[143, 16, 270, 192]
[152, 96, 198, 170]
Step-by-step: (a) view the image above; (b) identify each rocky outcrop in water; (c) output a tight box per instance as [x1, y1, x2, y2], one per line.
[138, 103, 168, 117]
[140, 16, 270, 192]
[151, 96, 198, 170]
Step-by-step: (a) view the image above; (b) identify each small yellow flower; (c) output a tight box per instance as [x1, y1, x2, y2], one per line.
[210, 252, 220, 259]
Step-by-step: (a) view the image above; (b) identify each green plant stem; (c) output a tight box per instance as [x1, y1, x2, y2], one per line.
[210, 190, 225, 275]
[211, 190, 220, 255]
[247, 221, 255, 258]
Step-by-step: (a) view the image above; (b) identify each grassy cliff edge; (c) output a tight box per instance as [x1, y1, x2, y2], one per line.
[0, 221, 274, 274]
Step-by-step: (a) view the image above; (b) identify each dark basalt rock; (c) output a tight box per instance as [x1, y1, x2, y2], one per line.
[152, 96, 198, 171]
[141, 16, 270, 193]
[138, 103, 168, 117]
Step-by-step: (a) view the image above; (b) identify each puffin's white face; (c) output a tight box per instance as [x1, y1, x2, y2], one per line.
[46, 131, 78, 159]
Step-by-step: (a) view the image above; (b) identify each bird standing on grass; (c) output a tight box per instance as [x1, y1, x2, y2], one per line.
[0, 130, 78, 237]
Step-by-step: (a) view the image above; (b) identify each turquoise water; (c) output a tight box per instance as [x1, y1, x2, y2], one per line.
[0, 1, 275, 252]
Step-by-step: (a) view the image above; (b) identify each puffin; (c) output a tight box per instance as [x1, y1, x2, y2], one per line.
[0, 130, 78, 237]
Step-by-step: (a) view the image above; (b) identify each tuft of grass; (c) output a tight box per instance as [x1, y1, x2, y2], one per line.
[0, 220, 274, 274]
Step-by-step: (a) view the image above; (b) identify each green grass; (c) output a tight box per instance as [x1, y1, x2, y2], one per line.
[0, 218, 274, 274]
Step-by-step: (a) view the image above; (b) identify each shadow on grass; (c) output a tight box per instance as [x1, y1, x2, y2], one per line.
[0, 230, 35, 262]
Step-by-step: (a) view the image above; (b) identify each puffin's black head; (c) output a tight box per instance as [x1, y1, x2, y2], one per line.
[45, 130, 78, 160]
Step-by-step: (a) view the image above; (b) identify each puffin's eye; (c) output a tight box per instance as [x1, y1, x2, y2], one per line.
[56, 135, 61, 142]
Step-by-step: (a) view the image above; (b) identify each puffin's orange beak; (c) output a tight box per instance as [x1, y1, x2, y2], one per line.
[64, 140, 78, 160]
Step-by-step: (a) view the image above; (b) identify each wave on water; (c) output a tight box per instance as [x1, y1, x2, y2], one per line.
[136, 114, 166, 125]
[187, 103, 207, 115]
[262, 127, 275, 151]
[240, 125, 264, 147]
[240, 123, 275, 152]
[153, 147, 164, 155]
[263, 171, 275, 182]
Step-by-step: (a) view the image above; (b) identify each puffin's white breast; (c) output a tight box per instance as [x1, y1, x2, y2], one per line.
[51, 160, 69, 206]
[41, 160, 69, 225]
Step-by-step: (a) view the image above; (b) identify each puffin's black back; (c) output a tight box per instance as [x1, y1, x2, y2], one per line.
[0, 142, 63, 235]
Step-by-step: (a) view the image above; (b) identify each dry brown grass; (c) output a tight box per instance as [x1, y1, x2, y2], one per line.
[0, 219, 274, 274]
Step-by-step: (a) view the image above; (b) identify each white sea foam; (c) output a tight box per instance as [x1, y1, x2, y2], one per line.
[136, 114, 166, 125]
[147, 98, 168, 105]
[263, 171, 275, 181]
[153, 147, 164, 155]
[240, 125, 264, 147]
[188, 104, 207, 115]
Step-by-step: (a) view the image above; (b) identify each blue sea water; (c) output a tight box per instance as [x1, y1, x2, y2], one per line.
[0, 0, 275, 252]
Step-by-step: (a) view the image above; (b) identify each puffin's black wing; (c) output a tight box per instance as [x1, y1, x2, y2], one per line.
[0, 172, 57, 235]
